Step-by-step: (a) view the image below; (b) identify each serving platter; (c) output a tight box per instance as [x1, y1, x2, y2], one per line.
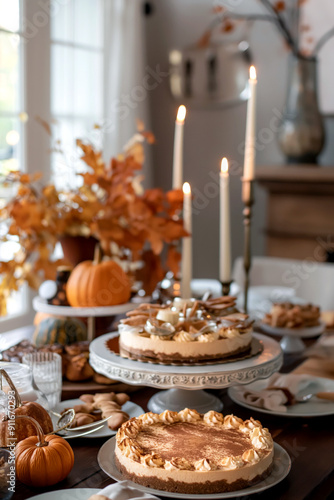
[33, 296, 136, 341]
[29, 489, 100, 500]
[33, 296, 135, 317]
[98, 438, 291, 499]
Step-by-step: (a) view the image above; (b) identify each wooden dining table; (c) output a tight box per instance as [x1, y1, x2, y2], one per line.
[4, 328, 334, 500]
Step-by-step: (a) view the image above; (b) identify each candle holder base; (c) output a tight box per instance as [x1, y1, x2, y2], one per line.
[220, 280, 233, 296]
[242, 179, 254, 314]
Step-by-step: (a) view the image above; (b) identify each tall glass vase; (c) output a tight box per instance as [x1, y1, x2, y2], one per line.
[278, 55, 325, 164]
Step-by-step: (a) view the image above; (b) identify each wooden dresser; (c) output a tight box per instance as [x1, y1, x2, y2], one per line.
[255, 165, 334, 261]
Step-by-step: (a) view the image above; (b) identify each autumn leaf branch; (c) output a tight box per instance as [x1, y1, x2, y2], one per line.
[204, 1, 334, 59]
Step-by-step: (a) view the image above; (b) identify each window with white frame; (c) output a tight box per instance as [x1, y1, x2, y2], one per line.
[0, 0, 23, 177]
[0, 0, 28, 324]
[0, 0, 106, 330]
[50, 0, 104, 189]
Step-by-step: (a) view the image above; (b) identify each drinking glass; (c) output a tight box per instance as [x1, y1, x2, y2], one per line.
[22, 352, 62, 409]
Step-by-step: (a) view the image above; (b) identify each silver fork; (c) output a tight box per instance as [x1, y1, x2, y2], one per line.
[56, 424, 105, 439]
[50, 409, 113, 432]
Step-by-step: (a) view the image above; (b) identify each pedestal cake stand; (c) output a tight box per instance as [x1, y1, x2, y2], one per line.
[259, 321, 325, 354]
[33, 296, 135, 341]
[89, 332, 283, 413]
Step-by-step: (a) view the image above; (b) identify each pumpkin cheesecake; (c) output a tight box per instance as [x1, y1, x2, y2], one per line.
[115, 409, 274, 493]
[118, 297, 253, 363]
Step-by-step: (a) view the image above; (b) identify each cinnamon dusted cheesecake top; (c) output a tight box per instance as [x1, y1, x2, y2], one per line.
[119, 297, 253, 342]
[116, 409, 273, 471]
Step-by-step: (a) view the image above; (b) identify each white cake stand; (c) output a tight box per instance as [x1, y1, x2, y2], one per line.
[89, 332, 283, 413]
[32, 296, 135, 341]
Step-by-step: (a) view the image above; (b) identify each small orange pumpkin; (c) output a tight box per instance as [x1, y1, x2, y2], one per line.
[15, 415, 74, 487]
[66, 244, 131, 307]
[0, 369, 53, 447]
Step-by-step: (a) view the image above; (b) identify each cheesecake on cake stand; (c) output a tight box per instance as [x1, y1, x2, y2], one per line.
[89, 297, 283, 413]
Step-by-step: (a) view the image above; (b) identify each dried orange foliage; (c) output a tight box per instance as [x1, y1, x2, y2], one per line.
[0, 130, 187, 315]
[221, 19, 234, 33]
[273, 1, 286, 12]
[196, 30, 212, 49]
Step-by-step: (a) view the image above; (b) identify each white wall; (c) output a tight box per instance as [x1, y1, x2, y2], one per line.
[144, 0, 334, 279]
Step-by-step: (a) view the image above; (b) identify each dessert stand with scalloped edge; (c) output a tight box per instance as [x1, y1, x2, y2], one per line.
[89, 331, 283, 413]
[32, 296, 136, 342]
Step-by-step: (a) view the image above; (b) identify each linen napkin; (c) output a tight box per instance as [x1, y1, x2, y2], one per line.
[234, 373, 322, 413]
[88, 480, 160, 500]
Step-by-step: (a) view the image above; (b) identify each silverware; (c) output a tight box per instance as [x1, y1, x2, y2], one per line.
[51, 408, 114, 432]
[48, 409, 76, 435]
[65, 414, 114, 432]
[56, 424, 105, 439]
[295, 391, 334, 403]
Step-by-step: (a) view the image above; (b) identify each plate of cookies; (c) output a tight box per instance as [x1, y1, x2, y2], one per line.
[260, 302, 325, 338]
[52, 392, 144, 439]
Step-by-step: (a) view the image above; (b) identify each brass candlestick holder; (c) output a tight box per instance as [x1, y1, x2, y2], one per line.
[220, 281, 232, 296]
[242, 179, 254, 314]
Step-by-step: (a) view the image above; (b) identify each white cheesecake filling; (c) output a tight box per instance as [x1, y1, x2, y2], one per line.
[115, 445, 273, 485]
[119, 328, 252, 359]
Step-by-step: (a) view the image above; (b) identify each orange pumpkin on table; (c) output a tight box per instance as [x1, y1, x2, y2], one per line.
[0, 369, 53, 447]
[66, 245, 131, 307]
[15, 415, 74, 487]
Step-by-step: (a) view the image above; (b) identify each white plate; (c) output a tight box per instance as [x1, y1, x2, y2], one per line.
[260, 321, 325, 338]
[33, 296, 135, 317]
[97, 437, 291, 499]
[228, 377, 334, 417]
[52, 399, 144, 438]
[29, 489, 100, 500]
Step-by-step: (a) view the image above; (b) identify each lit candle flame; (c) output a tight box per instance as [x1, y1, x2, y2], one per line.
[183, 181, 191, 195]
[249, 65, 257, 81]
[177, 105, 187, 123]
[221, 157, 229, 174]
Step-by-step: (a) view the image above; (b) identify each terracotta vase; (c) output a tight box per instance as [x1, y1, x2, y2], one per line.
[59, 235, 99, 267]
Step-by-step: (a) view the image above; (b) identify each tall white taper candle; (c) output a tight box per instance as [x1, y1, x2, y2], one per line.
[172, 105, 186, 189]
[181, 181, 192, 299]
[243, 66, 257, 182]
[219, 158, 231, 282]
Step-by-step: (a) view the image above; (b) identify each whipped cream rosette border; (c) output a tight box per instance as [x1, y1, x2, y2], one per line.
[116, 408, 274, 472]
